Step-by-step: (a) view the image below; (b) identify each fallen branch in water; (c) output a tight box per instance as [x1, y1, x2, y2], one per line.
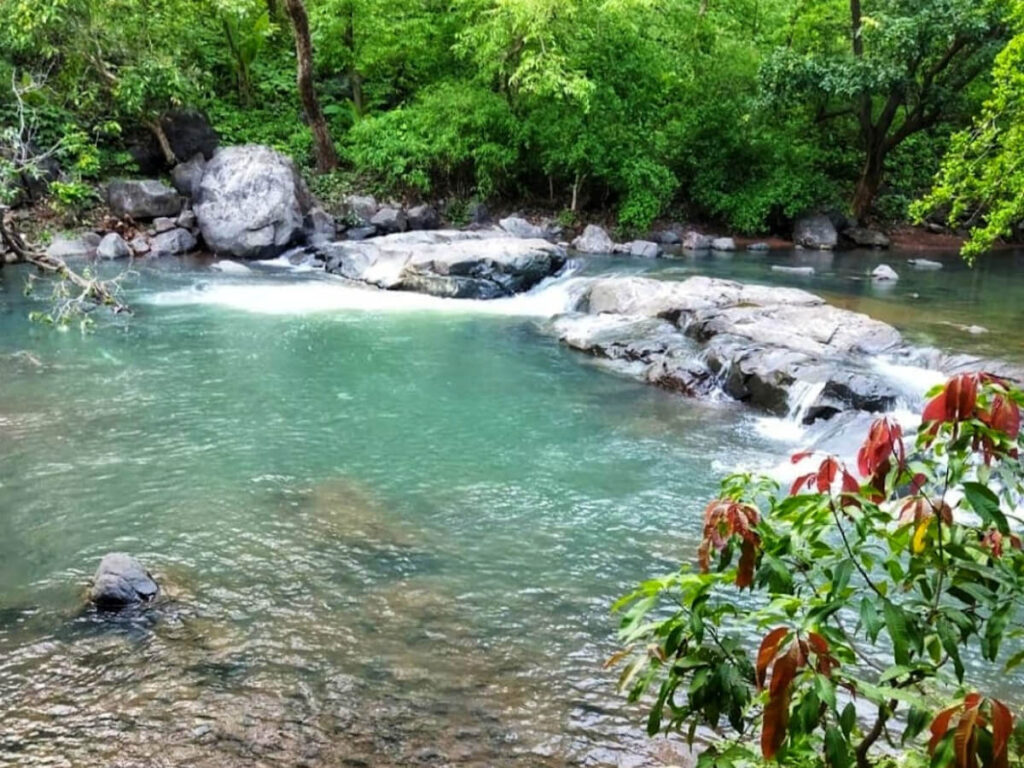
[0, 205, 132, 318]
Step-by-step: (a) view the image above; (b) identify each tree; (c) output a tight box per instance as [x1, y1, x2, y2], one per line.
[761, 0, 1010, 220]
[913, 8, 1024, 262]
[613, 372, 1024, 768]
[282, 0, 338, 172]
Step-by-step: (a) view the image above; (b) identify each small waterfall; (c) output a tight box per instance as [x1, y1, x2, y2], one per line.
[786, 380, 827, 425]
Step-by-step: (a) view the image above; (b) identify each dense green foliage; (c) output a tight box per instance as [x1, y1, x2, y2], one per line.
[1, 0, 1023, 242]
[614, 373, 1024, 767]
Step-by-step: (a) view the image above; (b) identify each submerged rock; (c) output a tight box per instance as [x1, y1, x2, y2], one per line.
[320, 230, 565, 299]
[908, 258, 943, 270]
[90, 553, 159, 608]
[195, 144, 312, 259]
[772, 265, 815, 276]
[871, 264, 899, 281]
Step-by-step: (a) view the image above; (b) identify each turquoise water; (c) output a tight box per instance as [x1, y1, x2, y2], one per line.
[0, 249, 1021, 766]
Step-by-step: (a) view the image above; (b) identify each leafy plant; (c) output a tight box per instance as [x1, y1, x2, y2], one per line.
[613, 373, 1024, 768]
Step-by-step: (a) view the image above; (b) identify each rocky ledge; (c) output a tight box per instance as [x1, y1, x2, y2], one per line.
[312, 230, 566, 299]
[552, 276, 905, 421]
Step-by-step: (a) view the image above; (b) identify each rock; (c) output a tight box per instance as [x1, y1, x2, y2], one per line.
[541, 220, 565, 242]
[129, 236, 151, 255]
[150, 227, 198, 256]
[407, 204, 440, 231]
[153, 216, 176, 233]
[908, 258, 943, 270]
[629, 240, 661, 258]
[107, 179, 183, 220]
[346, 226, 377, 241]
[344, 195, 378, 226]
[321, 229, 565, 299]
[871, 264, 899, 281]
[176, 209, 197, 231]
[170, 153, 206, 199]
[572, 224, 614, 254]
[129, 110, 219, 174]
[499, 215, 545, 239]
[844, 227, 890, 248]
[793, 214, 838, 250]
[96, 232, 131, 260]
[195, 145, 312, 259]
[652, 229, 682, 245]
[370, 206, 407, 235]
[211, 260, 252, 275]
[682, 231, 712, 251]
[90, 553, 159, 608]
[467, 201, 491, 226]
[747, 242, 770, 251]
[772, 265, 815, 276]
[711, 237, 736, 251]
[305, 206, 336, 246]
[45, 232, 101, 260]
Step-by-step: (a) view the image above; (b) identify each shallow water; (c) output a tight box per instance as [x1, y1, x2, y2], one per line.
[0, 248, 1020, 766]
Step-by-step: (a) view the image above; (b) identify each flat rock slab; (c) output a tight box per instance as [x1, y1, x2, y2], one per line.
[320, 230, 566, 299]
[90, 553, 159, 609]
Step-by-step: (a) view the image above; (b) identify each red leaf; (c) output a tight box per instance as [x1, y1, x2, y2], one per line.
[922, 391, 948, 424]
[986, 396, 1022, 439]
[737, 540, 757, 588]
[954, 703, 982, 768]
[806, 632, 829, 655]
[791, 450, 814, 464]
[756, 627, 789, 691]
[761, 647, 799, 760]
[816, 457, 839, 493]
[841, 470, 859, 495]
[930, 704, 961, 753]
[790, 473, 814, 496]
[991, 698, 1013, 768]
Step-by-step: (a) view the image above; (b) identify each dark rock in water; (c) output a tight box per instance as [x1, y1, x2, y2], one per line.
[407, 204, 440, 231]
[195, 145, 313, 259]
[150, 227, 198, 256]
[793, 214, 838, 250]
[320, 230, 565, 299]
[107, 179, 183, 220]
[844, 227, 890, 249]
[804, 373, 900, 422]
[90, 553, 159, 608]
[170, 153, 206, 199]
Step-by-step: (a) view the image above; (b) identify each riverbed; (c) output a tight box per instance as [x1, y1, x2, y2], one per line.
[0, 248, 1021, 766]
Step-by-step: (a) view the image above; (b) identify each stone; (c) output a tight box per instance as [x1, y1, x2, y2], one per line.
[305, 206, 336, 246]
[129, 236, 151, 255]
[176, 209, 197, 231]
[571, 224, 614, 254]
[772, 265, 815, 276]
[628, 240, 661, 258]
[211, 260, 252, 275]
[321, 229, 565, 299]
[710, 237, 736, 251]
[170, 153, 206, 199]
[844, 227, 890, 248]
[344, 195, 378, 226]
[153, 216, 176, 233]
[908, 258, 943, 270]
[467, 201, 491, 226]
[45, 232, 101, 260]
[871, 264, 899, 281]
[793, 214, 838, 250]
[499, 215, 545, 239]
[150, 227, 198, 256]
[681, 231, 712, 250]
[107, 179, 183, 220]
[407, 204, 440, 231]
[747, 242, 770, 251]
[653, 229, 682, 245]
[90, 553, 159, 608]
[346, 226, 377, 241]
[370, 206, 407, 235]
[195, 145, 312, 259]
[96, 232, 131, 260]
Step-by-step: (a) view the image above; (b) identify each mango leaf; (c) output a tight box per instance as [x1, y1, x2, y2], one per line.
[962, 481, 1009, 534]
[883, 600, 912, 666]
[824, 725, 850, 768]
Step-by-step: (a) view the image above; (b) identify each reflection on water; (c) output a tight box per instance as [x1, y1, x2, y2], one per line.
[0, 248, 1022, 766]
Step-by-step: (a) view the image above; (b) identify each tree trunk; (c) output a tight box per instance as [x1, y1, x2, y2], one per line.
[283, 0, 338, 173]
[146, 119, 177, 166]
[344, 10, 365, 118]
[852, 141, 886, 220]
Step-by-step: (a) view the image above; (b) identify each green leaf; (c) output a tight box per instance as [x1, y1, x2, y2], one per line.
[937, 618, 964, 683]
[883, 600, 911, 665]
[824, 725, 850, 768]
[859, 597, 884, 642]
[840, 702, 856, 737]
[962, 481, 1009, 534]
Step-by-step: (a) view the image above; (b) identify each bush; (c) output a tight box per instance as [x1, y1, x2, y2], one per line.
[346, 81, 520, 199]
[614, 373, 1024, 768]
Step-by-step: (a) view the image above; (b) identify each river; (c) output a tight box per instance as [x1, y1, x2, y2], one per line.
[0, 247, 1021, 766]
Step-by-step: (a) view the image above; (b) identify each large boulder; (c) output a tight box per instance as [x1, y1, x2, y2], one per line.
[793, 214, 838, 250]
[150, 227, 198, 256]
[572, 224, 614, 254]
[370, 206, 407, 235]
[96, 232, 131, 260]
[90, 553, 159, 609]
[107, 179, 183, 220]
[195, 145, 313, 259]
[844, 227, 890, 249]
[45, 232, 101, 261]
[170, 153, 206, 199]
[500, 215, 545, 239]
[628, 240, 661, 258]
[407, 204, 440, 231]
[305, 206, 336, 246]
[711, 237, 736, 252]
[321, 230, 565, 299]
[682, 231, 713, 251]
[344, 195, 378, 226]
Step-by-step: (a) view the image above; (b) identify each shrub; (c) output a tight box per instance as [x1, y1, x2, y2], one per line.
[614, 373, 1024, 768]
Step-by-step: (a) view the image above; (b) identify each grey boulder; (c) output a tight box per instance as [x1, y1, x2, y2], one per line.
[370, 206, 407, 235]
[571, 224, 614, 254]
[195, 145, 312, 259]
[499, 215, 545, 239]
[793, 214, 838, 250]
[170, 153, 206, 199]
[871, 264, 899, 281]
[90, 553, 159, 608]
[150, 227, 198, 256]
[844, 227, 890, 249]
[344, 195, 378, 226]
[711, 237, 736, 251]
[305, 206, 336, 246]
[629, 240, 661, 258]
[407, 204, 440, 231]
[682, 231, 713, 251]
[96, 232, 131, 260]
[45, 232, 101, 260]
[107, 179, 183, 220]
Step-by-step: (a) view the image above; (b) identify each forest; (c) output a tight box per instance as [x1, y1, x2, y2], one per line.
[1, 0, 1023, 255]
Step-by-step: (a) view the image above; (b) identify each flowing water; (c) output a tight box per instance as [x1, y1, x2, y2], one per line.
[0, 248, 1022, 767]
